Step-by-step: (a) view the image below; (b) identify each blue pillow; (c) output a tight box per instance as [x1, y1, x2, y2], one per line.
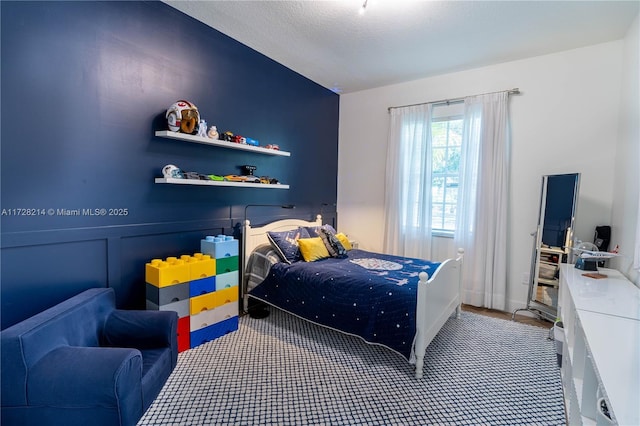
[305, 224, 337, 237]
[267, 228, 311, 264]
[319, 227, 347, 258]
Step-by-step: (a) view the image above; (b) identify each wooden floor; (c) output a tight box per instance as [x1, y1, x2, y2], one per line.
[461, 304, 553, 329]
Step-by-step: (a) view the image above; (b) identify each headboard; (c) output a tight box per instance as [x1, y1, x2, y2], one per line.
[241, 214, 322, 309]
[242, 214, 323, 269]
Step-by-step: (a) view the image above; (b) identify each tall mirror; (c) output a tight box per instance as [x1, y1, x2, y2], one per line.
[513, 173, 580, 322]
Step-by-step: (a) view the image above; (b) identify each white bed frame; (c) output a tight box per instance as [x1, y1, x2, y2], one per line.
[242, 215, 463, 379]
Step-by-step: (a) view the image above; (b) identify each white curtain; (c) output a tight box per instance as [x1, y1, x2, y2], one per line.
[383, 104, 434, 259]
[634, 199, 640, 270]
[635, 154, 640, 271]
[454, 92, 510, 310]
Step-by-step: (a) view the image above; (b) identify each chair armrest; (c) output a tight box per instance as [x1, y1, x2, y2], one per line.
[104, 309, 177, 350]
[27, 346, 143, 424]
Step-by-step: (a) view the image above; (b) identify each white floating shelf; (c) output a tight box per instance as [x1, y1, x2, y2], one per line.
[155, 130, 291, 157]
[155, 177, 289, 190]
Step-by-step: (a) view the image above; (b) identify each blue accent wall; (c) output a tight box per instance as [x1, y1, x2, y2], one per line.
[1, 1, 339, 329]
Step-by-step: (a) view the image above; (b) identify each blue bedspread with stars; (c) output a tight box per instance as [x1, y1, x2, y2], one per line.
[249, 249, 441, 360]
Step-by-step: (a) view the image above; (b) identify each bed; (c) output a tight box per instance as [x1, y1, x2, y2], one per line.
[242, 215, 463, 378]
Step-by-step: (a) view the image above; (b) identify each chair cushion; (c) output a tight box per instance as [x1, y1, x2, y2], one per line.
[140, 348, 174, 410]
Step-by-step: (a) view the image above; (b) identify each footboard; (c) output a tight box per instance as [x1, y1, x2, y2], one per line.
[413, 248, 464, 378]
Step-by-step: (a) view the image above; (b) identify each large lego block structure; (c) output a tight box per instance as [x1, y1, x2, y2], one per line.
[145, 236, 239, 352]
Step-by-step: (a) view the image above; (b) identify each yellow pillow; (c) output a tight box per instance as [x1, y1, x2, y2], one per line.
[335, 233, 352, 250]
[298, 237, 330, 262]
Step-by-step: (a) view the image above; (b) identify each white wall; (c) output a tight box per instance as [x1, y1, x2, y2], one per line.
[611, 15, 640, 286]
[338, 41, 626, 313]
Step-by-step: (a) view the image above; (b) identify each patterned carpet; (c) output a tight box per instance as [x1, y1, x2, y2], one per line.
[138, 308, 565, 425]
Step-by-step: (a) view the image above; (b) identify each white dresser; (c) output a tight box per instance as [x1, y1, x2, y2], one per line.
[558, 264, 640, 425]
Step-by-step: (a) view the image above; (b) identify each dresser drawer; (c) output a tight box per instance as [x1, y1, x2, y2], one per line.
[146, 298, 190, 319]
[215, 256, 238, 274]
[215, 271, 238, 290]
[146, 282, 189, 306]
[190, 276, 216, 297]
[190, 316, 238, 348]
[189, 286, 238, 315]
[145, 258, 190, 287]
[187, 254, 216, 281]
[190, 302, 239, 332]
[177, 315, 190, 353]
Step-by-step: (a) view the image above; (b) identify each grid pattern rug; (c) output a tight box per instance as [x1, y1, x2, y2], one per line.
[138, 309, 565, 425]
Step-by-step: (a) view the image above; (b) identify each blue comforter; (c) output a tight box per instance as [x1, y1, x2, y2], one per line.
[249, 249, 440, 360]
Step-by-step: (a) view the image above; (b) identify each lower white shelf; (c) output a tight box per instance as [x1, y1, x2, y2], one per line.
[155, 177, 289, 189]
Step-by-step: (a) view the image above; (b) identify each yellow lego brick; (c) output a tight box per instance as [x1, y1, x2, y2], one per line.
[189, 286, 238, 315]
[145, 257, 191, 287]
[184, 253, 216, 281]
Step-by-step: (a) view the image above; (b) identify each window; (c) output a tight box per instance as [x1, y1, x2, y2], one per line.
[431, 116, 463, 234]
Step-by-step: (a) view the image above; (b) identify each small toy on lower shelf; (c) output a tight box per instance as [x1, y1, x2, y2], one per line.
[183, 171, 205, 180]
[162, 164, 183, 179]
[241, 165, 257, 176]
[224, 174, 261, 183]
[259, 176, 279, 184]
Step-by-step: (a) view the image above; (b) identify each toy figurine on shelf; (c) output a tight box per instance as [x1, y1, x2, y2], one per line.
[258, 176, 280, 184]
[162, 164, 183, 179]
[265, 144, 280, 150]
[241, 165, 257, 176]
[207, 125, 219, 139]
[245, 137, 259, 147]
[222, 131, 234, 142]
[197, 120, 208, 138]
[165, 100, 200, 134]
[233, 135, 247, 144]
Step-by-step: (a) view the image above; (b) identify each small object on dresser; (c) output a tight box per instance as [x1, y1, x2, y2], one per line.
[582, 272, 608, 279]
[575, 257, 599, 271]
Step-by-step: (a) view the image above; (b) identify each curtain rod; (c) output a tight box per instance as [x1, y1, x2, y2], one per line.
[387, 88, 521, 112]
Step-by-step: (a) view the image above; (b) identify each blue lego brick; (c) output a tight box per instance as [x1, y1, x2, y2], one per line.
[201, 235, 239, 259]
[215, 271, 238, 290]
[190, 316, 238, 348]
[189, 276, 216, 297]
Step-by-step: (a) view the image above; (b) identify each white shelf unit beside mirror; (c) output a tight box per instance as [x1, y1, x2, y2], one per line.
[558, 264, 639, 426]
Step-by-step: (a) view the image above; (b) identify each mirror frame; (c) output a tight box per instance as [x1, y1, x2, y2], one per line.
[514, 172, 580, 322]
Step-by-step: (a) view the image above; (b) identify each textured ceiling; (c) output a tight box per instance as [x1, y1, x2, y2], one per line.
[164, 1, 639, 94]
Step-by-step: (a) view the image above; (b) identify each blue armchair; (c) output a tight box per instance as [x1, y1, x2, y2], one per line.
[1, 288, 177, 426]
